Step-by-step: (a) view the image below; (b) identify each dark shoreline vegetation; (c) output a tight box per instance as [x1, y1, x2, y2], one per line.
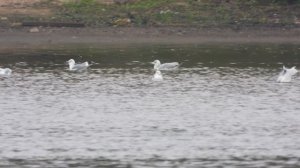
[2, 0, 300, 28]
[61, 0, 300, 27]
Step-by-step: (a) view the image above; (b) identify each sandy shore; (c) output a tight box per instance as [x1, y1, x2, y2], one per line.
[1, 26, 300, 49]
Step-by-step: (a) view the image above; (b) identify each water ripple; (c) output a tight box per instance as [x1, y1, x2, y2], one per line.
[0, 45, 300, 167]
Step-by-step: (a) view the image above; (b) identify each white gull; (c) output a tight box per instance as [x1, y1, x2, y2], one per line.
[0, 68, 12, 76]
[152, 70, 163, 81]
[66, 59, 89, 72]
[151, 60, 179, 71]
[277, 66, 298, 83]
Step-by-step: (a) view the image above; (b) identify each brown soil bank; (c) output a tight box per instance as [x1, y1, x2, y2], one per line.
[1, 0, 300, 48]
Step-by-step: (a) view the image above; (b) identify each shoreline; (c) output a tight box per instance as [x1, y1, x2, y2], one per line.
[1, 26, 300, 49]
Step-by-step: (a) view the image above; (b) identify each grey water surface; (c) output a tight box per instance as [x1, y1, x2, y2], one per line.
[0, 44, 300, 168]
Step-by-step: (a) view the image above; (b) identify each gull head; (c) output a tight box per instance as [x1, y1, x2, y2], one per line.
[153, 70, 163, 81]
[66, 59, 76, 70]
[155, 70, 162, 76]
[67, 59, 75, 65]
[151, 60, 161, 70]
[151, 60, 160, 65]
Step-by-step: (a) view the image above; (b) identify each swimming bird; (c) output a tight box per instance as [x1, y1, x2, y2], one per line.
[151, 60, 179, 71]
[66, 59, 89, 72]
[152, 70, 163, 81]
[0, 68, 12, 76]
[277, 66, 298, 83]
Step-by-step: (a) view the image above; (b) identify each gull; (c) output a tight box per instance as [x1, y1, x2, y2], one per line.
[277, 66, 298, 83]
[66, 59, 89, 72]
[151, 60, 179, 71]
[152, 70, 163, 81]
[0, 68, 12, 76]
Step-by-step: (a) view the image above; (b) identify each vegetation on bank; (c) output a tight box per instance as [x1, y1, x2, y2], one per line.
[55, 0, 300, 27]
[2, 0, 300, 28]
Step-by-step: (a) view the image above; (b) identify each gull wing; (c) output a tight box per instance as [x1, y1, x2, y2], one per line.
[159, 62, 179, 70]
[71, 62, 89, 71]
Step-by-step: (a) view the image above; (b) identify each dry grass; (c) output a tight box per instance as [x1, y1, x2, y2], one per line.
[0, 0, 43, 7]
[0, 8, 51, 16]
[0, 0, 52, 17]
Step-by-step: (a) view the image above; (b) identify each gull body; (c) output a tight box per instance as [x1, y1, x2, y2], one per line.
[277, 66, 298, 83]
[151, 60, 179, 71]
[67, 59, 89, 72]
[152, 70, 163, 81]
[0, 68, 12, 76]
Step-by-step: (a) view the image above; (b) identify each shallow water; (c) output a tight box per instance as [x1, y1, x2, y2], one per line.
[0, 44, 300, 168]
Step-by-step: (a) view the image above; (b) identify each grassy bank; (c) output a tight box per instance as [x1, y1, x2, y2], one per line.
[1, 0, 300, 28]
[55, 0, 300, 28]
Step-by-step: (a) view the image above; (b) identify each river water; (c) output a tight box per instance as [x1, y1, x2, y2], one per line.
[0, 44, 300, 167]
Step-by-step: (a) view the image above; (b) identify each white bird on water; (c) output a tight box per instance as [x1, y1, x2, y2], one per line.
[277, 66, 298, 83]
[151, 60, 179, 71]
[0, 68, 12, 76]
[152, 70, 163, 81]
[66, 59, 89, 72]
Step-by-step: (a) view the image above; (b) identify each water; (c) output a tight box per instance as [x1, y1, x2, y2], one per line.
[0, 44, 300, 167]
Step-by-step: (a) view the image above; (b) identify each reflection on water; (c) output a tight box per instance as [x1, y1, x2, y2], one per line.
[0, 44, 300, 167]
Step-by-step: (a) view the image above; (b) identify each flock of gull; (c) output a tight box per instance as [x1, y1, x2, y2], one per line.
[0, 59, 298, 83]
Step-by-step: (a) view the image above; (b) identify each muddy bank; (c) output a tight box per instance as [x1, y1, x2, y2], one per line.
[1, 26, 300, 49]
